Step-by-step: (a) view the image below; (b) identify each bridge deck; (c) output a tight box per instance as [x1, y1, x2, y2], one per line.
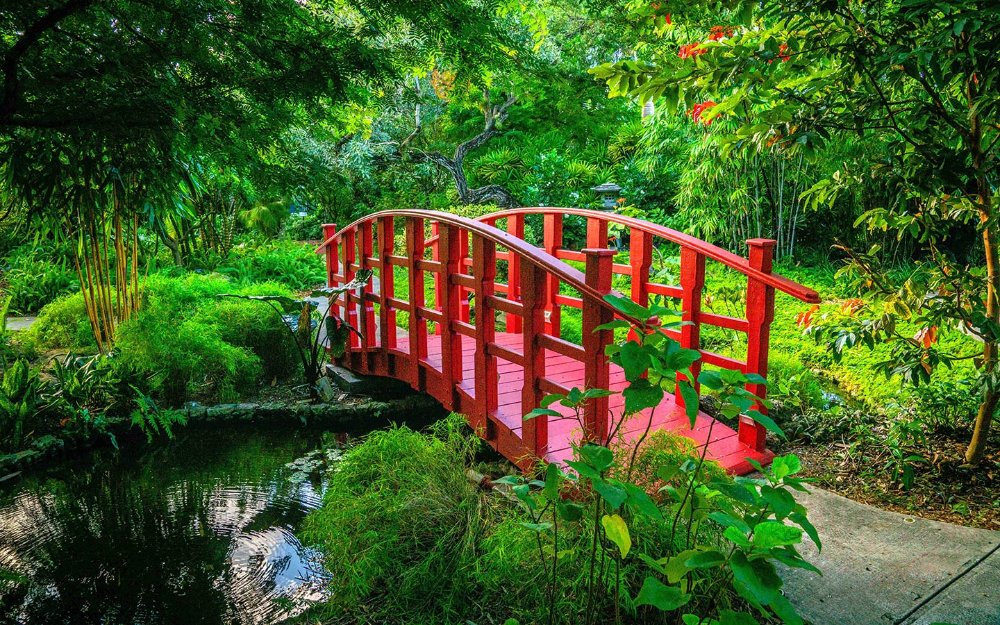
[393, 330, 772, 474]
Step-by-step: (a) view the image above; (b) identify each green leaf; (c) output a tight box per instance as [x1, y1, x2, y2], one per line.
[578, 444, 614, 472]
[770, 455, 802, 480]
[752, 521, 803, 550]
[790, 511, 821, 551]
[593, 479, 628, 510]
[619, 341, 650, 381]
[746, 410, 786, 440]
[543, 462, 561, 500]
[724, 525, 751, 548]
[557, 501, 584, 522]
[634, 576, 691, 611]
[524, 408, 561, 421]
[623, 378, 664, 415]
[601, 514, 631, 558]
[625, 483, 663, 520]
[678, 380, 699, 426]
[729, 551, 782, 606]
[718, 611, 759, 625]
[684, 549, 726, 569]
[519, 521, 552, 533]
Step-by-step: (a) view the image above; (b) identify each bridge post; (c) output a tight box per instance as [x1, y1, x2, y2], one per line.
[472, 235, 498, 438]
[322, 223, 338, 287]
[438, 223, 464, 410]
[505, 214, 524, 333]
[742, 239, 776, 452]
[582, 248, 615, 446]
[629, 229, 654, 342]
[543, 214, 563, 336]
[343, 228, 360, 350]
[586, 216, 609, 248]
[521, 260, 548, 459]
[358, 221, 377, 353]
[678, 247, 705, 407]
[322, 223, 340, 331]
[404, 218, 428, 390]
[377, 217, 396, 359]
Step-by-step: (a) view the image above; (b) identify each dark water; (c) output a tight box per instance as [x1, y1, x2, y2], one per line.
[0, 426, 333, 625]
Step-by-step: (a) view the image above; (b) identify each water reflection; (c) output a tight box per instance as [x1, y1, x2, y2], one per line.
[0, 426, 332, 624]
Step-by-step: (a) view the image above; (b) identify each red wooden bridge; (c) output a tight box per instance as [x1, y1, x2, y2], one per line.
[317, 208, 819, 475]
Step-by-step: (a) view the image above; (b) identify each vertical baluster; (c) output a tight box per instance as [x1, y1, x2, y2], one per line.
[431, 222, 442, 335]
[742, 239, 776, 452]
[322, 223, 340, 327]
[521, 260, 548, 459]
[405, 218, 427, 389]
[358, 221, 377, 349]
[377, 217, 396, 356]
[582, 248, 615, 445]
[322, 223, 338, 287]
[629, 229, 654, 341]
[459, 229, 471, 323]
[472, 235, 497, 438]
[543, 213, 563, 336]
[678, 247, 705, 406]
[586, 216, 609, 249]
[438, 223, 464, 410]
[505, 214, 524, 333]
[343, 228, 359, 349]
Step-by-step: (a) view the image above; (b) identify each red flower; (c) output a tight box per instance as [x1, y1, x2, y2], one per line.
[769, 43, 791, 64]
[689, 100, 717, 125]
[678, 43, 705, 59]
[665, 13, 671, 24]
[707, 26, 733, 41]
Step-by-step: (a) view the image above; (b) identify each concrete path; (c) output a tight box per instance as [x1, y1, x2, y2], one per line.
[4, 316, 35, 331]
[782, 487, 1000, 625]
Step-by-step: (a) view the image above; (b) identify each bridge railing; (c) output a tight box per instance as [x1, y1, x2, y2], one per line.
[318, 208, 820, 464]
[470, 208, 820, 452]
[318, 210, 637, 460]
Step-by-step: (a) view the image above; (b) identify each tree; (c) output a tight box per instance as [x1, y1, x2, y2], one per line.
[405, 87, 521, 207]
[593, 0, 1000, 463]
[0, 0, 510, 347]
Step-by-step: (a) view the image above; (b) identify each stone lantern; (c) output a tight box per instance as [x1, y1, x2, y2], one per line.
[591, 182, 622, 211]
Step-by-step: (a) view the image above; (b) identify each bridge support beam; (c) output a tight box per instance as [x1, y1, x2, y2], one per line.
[741, 239, 776, 452]
[582, 248, 615, 446]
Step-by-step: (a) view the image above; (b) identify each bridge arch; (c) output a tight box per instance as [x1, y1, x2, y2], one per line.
[317, 208, 819, 473]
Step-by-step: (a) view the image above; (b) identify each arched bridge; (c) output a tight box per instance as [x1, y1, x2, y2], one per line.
[317, 208, 819, 474]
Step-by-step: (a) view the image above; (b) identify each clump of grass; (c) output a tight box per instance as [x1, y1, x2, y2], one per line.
[299, 417, 524, 624]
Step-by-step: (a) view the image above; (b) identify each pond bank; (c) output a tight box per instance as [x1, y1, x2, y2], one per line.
[0, 391, 446, 475]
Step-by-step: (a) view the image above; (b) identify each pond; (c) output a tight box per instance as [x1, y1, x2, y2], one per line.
[0, 425, 338, 625]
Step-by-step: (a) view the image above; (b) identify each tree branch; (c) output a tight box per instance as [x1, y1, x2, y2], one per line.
[1, 0, 97, 123]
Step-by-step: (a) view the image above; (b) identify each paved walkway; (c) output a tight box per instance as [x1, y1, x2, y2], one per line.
[4, 316, 35, 331]
[782, 487, 1000, 625]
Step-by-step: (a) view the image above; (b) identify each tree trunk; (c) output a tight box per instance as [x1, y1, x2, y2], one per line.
[968, 187, 997, 464]
[967, 94, 995, 463]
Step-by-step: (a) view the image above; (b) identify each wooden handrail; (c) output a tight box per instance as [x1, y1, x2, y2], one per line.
[477, 207, 821, 304]
[316, 209, 641, 326]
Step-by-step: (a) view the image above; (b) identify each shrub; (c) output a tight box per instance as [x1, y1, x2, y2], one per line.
[192, 298, 300, 383]
[217, 240, 325, 290]
[23, 293, 97, 352]
[299, 419, 488, 623]
[115, 314, 261, 406]
[1, 244, 78, 314]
